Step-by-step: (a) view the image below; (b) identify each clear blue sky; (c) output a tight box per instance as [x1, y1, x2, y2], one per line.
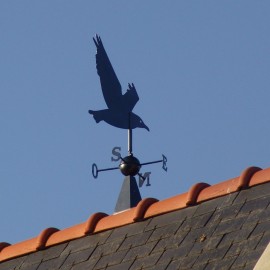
[1, 1, 270, 244]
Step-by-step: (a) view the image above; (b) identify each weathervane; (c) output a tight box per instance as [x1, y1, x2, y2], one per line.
[89, 35, 167, 211]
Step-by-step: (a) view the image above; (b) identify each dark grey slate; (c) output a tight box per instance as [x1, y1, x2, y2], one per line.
[0, 256, 26, 270]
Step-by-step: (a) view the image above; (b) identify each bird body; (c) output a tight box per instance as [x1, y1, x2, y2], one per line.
[89, 109, 147, 130]
[89, 35, 149, 131]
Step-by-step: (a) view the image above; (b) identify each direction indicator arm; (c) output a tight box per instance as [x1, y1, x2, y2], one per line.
[140, 160, 163, 166]
[92, 163, 119, 179]
[140, 154, 168, 172]
[98, 166, 119, 172]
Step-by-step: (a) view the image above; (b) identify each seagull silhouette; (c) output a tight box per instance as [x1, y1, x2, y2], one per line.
[89, 35, 149, 131]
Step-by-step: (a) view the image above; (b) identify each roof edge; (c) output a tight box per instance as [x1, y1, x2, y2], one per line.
[0, 165, 269, 263]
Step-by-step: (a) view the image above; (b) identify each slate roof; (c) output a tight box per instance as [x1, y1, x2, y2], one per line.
[1, 166, 270, 269]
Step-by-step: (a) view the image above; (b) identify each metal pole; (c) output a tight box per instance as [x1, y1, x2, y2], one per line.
[128, 112, 132, 155]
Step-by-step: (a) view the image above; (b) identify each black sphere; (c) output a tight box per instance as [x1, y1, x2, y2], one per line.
[119, 155, 141, 176]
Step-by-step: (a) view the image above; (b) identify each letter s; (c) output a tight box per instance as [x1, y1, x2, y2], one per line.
[111, 147, 121, 162]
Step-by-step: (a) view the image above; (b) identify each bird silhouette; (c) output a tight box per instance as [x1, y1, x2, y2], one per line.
[89, 35, 149, 131]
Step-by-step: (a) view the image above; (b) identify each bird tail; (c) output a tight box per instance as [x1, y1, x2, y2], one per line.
[88, 110, 101, 123]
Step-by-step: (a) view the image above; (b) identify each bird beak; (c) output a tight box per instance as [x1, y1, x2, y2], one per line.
[144, 124, 150, 132]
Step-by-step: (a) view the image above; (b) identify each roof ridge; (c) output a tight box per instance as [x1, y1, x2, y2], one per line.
[1, 165, 269, 263]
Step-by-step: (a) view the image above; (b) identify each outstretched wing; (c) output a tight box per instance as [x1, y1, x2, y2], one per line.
[122, 83, 139, 112]
[93, 35, 122, 110]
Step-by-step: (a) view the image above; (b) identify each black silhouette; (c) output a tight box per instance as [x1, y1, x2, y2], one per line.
[89, 35, 149, 131]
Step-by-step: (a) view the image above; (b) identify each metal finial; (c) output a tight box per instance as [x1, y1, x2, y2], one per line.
[114, 176, 142, 212]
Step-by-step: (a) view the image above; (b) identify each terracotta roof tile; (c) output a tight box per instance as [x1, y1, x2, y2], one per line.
[249, 166, 270, 186]
[36, 227, 59, 250]
[197, 177, 239, 202]
[186, 182, 210, 205]
[45, 223, 85, 247]
[144, 192, 188, 218]
[1, 165, 270, 264]
[0, 243, 10, 253]
[0, 238, 37, 262]
[238, 166, 262, 189]
[94, 207, 137, 232]
[84, 212, 108, 235]
[133, 198, 159, 221]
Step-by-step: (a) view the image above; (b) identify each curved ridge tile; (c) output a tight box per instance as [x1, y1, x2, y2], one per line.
[186, 182, 211, 206]
[0, 243, 10, 252]
[45, 223, 86, 247]
[84, 212, 108, 235]
[36, 227, 59, 250]
[238, 166, 262, 190]
[133, 198, 159, 221]
[248, 167, 270, 187]
[144, 192, 188, 218]
[0, 238, 37, 262]
[94, 208, 136, 233]
[197, 177, 240, 203]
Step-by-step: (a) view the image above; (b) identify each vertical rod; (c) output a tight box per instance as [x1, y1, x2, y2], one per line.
[128, 112, 133, 155]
